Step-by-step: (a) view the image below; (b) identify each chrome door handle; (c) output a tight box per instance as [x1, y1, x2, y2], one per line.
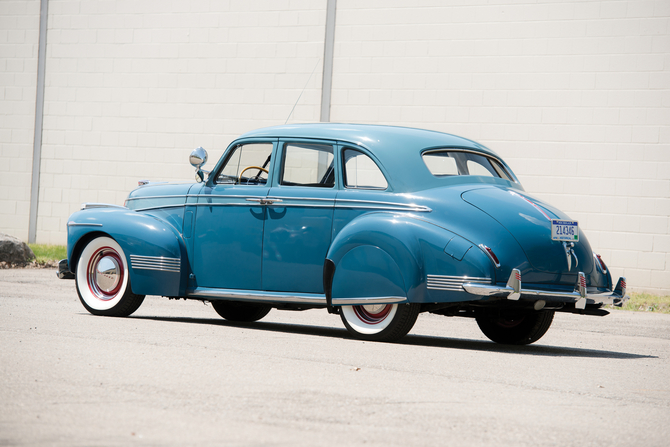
[245, 198, 283, 205]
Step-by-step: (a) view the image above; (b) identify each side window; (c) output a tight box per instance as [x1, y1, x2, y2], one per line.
[343, 149, 388, 189]
[216, 143, 273, 185]
[280, 143, 334, 187]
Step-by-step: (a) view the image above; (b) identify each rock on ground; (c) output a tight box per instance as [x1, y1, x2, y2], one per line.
[0, 233, 35, 265]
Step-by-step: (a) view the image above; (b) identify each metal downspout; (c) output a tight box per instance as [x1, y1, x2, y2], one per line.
[29, 0, 49, 243]
[320, 0, 337, 122]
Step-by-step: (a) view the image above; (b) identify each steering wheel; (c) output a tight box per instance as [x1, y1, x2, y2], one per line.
[239, 166, 269, 184]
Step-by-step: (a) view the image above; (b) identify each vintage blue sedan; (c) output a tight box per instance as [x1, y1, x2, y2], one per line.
[59, 124, 628, 344]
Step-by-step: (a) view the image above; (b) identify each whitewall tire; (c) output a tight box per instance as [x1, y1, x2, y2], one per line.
[340, 303, 420, 342]
[75, 236, 145, 316]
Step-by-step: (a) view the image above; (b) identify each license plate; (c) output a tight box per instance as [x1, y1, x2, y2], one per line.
[552, 220, 579, 242]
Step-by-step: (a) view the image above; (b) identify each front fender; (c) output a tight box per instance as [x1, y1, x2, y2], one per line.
[67, 208, 188, 297]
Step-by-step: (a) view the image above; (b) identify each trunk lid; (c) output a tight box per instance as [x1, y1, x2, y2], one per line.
[462, 186, 593, 275]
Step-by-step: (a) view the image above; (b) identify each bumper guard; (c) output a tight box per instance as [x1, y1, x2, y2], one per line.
[57, 259, 75, 280]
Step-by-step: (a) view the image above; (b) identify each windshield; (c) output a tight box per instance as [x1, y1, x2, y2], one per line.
[422, 150, 512, 180]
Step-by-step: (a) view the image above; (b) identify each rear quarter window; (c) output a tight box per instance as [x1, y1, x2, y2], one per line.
[422, 150, 511, 181]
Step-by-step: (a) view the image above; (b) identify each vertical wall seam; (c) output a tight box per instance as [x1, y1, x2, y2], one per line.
[29, 0, 49, 243]
[320, 0, 337, 123]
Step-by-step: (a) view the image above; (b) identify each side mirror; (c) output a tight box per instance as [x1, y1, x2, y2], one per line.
[189, 147, 209, 183]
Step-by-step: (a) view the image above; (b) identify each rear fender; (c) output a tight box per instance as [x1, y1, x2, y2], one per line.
[67, 208, 187, 296]
[326, 212, 497, 305]
[326, 213, 432, 304]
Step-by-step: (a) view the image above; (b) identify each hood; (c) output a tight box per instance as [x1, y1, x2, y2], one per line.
[461, 186, 593, 275]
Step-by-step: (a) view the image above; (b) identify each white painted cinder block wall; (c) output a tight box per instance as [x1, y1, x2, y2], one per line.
[1, 0, 327, 244]
[330, 0, 670, 294]
[1, 0, 668, 294]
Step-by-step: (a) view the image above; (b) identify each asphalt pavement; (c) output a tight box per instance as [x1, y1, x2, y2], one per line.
[1, 269, 669, 446]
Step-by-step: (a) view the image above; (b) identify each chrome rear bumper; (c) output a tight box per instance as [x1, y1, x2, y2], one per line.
[463, 268, 629, 309]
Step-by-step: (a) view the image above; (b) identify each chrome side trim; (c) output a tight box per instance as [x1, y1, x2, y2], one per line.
[129, 255, 181, 273]
[134, 205, 187, 212]
[81, 203, 128, 210]
[427, 274, 491, 291]
[67, 222, 103, 227]
[131, 201, 432, 213]
[194, 194, 267, 201]
[129, 194, 430, 212]
[335, 198, 431, 212]
[332, 296, 407, 305]
[267, 196, 334, 202]
[126, 195, 187, 202]
[186, 288, 327, 305]
[463, 268, 630, 307]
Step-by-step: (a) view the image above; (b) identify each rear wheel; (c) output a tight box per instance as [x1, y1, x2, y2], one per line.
[75, 236, 145, 317]
[476, 309, 554, 345]
[211, 301, 272, 322]
[340, 303, 420, 342]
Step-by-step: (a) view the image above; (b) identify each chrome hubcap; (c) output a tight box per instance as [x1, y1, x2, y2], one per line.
[95, 256, 120, 293]
[354, 304, 392, 324]
[87, 247, 124, 301]
[361, 304, 386, 314]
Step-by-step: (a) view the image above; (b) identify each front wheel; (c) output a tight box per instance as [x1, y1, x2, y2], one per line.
[75, 236, 145, 317]
[476, 309, 554, 345]
[340, 303, 420, 342]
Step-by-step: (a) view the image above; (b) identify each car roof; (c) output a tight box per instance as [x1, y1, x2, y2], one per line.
[239, 123, 496, 155]
[236, 123, 510, 192]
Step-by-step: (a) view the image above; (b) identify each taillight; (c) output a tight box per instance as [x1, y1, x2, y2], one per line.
[479, 244, 501, 268]
[594, 253, 608, 274]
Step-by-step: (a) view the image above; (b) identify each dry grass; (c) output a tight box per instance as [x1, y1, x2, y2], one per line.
[27, 244, 66, 268]
[608, 292, 670, 314]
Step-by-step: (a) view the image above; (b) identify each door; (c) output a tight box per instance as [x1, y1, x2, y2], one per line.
[262, 141, 337, 293]
[192, 142, 275, 290]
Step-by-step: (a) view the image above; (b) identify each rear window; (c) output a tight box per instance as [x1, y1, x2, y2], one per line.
[422, 150, 512, 180]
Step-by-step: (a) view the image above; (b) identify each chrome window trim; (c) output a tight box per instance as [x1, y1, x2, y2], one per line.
[421, 148, 517, 183]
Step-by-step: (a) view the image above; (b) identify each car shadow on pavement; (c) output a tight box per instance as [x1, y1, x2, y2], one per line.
[397, 334, 656, 359]
[127, 314, 655, 360]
